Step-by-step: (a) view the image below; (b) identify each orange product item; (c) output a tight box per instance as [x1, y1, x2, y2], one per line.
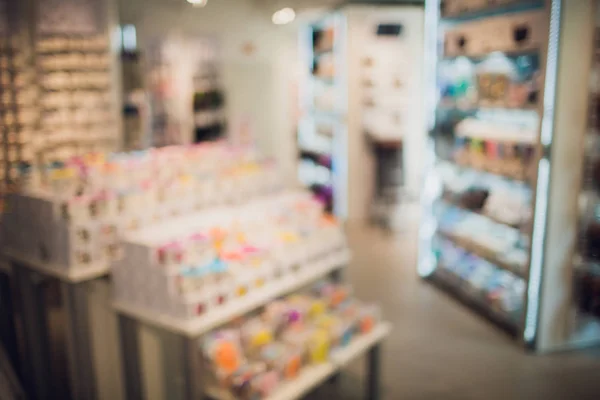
[360, 316, 375, 334]
[284, 355, 302, 379]
[214, 341, 241, 374]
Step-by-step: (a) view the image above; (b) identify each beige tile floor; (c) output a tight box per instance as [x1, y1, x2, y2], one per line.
[313, 222, 600, 400]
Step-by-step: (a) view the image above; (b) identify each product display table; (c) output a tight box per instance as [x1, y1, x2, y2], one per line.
[113, 249, 388, 400]
[2, 250, 121, 400]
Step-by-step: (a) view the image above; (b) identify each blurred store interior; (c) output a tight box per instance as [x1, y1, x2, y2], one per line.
[1, 0, 600, 399]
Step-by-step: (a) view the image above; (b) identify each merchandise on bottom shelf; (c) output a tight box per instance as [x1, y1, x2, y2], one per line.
[113, 190, 348, 320]
[202, 282, 381, 400]
[436, 238, 525, 319]
[436, 203, 529, 274]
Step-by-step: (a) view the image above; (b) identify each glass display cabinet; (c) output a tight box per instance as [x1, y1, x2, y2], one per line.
[298, 14, 348, 217]
[419, 0, 599, 351]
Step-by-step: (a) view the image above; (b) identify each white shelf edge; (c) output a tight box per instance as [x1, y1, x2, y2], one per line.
[205, 322, 391, 400]
[265, 363, 335, 400]
[330, 322, 392, 368]
[113, 249, 351, 337]
[3, 248, 110, 283]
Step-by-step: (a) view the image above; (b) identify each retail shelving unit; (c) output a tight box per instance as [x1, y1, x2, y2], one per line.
[298, 14, 348, 216]
[418, 0, 597, 350]
[0, 1, 125, 399]
[145, 36, 226, 147]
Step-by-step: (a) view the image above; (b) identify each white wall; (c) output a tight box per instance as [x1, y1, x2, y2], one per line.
[118, 0, 298, 180]
[344, 5, 425, 222]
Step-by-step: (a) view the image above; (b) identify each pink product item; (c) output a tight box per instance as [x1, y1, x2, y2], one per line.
[255, 369, 280, 397]
[189, 232, 208, 246]
[157, 241, 186, 266]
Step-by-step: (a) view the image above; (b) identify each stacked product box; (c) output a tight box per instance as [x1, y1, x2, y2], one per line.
[1, 143, 283, 274]
[112, 191, 348, 320]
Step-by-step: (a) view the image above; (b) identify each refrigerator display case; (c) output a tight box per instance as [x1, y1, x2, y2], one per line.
[419, 0, 598, 350]
[298, 14, 348, 216]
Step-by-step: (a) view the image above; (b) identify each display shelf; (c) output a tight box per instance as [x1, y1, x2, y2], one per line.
[330, 322, 392, 367]
[441, 0, 543, 22]
[441, 193, 526, 230]
[450, 159, 531, 184]
[206, 364, 335, 400]
[440, 48, 542, 63]
[299, 14, 347, 218]
[114, 249, 350, 338]
[438, 230, 527, 279]
[205, 322, 391, 400]
[3, 248, 110, 283]
[428, 269, 519, 336]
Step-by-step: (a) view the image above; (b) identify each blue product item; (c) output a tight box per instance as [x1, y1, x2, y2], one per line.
[456, 254, 477, 280]
[438, 208, 465, 231]
[449, 57, 475, 100]
[209, 258, 228, 274]
[468, 260, 494, 290]
[340, 327, 354, 347]
[483, 269, 503, 292]
[180, 264, 209, 278]
[444, 243, 466, 269]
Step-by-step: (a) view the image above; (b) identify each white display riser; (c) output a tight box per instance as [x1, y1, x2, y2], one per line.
[114, 248, 350, 337]
[1, 178, 283, 279]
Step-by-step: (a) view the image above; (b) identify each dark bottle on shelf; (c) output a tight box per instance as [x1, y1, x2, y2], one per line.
[583, 221, 600, 261]
[458, 189, 489, 211]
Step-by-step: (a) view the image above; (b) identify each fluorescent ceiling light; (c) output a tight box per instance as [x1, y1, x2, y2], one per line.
[187, 0, 207, 7]
[272, 7, 295, 25]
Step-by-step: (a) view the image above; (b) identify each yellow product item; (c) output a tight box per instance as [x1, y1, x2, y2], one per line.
[236, 232, 246, 244]
[308, 300, 327, 319]
[236, 285, 248, 297]
[280, 231, 299, 243]
[250, 330, 273, 349]
[51, 167, 76, 180]
[179, 174, 193, 184]
[316, 314, 336, 330]
[308, 329, 330, 364]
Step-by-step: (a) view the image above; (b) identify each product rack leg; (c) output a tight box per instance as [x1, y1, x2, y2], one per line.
[366, 344, 381, 400]
[159, 329, 202, 400]
[0, 271, 21, 380]
[62, 281, 97, 400]
[12, 266, 52, 400]
[118, 315, 143, 400]
[183, 336, 202, 400]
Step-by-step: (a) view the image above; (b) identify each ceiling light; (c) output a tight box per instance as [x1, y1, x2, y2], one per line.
[272, 8, 295, 25]
[187, 0, 207, 7]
